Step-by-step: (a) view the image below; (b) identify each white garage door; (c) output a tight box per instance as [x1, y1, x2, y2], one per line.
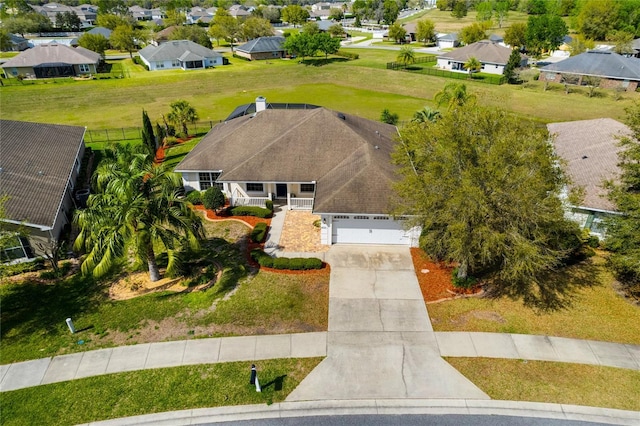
[332, 215, 411, 245]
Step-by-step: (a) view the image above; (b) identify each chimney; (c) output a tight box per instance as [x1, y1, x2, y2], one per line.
[255, 96, 266, 113]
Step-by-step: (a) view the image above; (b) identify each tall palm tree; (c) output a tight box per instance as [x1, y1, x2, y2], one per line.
[74, 146, 204, 282]
[397, 46, 416, 68]
[434, 82, 476, 110]
[463, 56, 482, 79]
[412, 107, 441, 124]
[167, 100, 198, 136]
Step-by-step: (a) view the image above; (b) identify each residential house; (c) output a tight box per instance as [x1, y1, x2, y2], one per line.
[152, 26, 179, 46]
[436, 33, 459, 49]
[0, 120, 86, 263]
[229, 5, 251, 19]
[175, 97, 420, 246]
[1, 43, 100, 78]
[403, 22, 417, 42]
[235, 36, 286, 60]
[129, 5, 152, 21]
[5, 34, 29, 52]
[437, 40, 525, 75]
[138, 40, 223, 71]
[549, 118, 630, 237]
[632, 38, 640, 58]
[31, 2, 97, 28]
[187, 6, 214, 24]
[539, 50, 640, 92]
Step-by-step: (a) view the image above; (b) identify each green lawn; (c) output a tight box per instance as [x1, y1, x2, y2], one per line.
[1, 358, 322, 426]
[428, 256, 640, 344]
[406, 9, 533, 35]
[448, 358, 640, 411]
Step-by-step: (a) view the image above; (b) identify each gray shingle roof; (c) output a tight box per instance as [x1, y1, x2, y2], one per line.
[139, 40, 221, 62]
[548, 118, 631, 212]
[438, 40, 513, 65]
[0, 120, 85, 228]
[176, 108, 399, 214]
[236, 37, 284, 54]
[87, 27, 112, 38]
[539, 50, 640, 80]
[1, 43, 100, 68]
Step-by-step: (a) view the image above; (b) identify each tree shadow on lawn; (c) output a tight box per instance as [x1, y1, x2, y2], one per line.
[300, 57, 349, 67]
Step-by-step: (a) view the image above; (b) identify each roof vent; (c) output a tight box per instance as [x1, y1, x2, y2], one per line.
[256, 96, 267, 113]
[38, 171, 44, 176]
[374, 145, 379, 150]
[582, 155, 588, 159]
[337, 112, 346, 120]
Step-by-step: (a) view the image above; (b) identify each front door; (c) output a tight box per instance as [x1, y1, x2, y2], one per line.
[276, 183, 287, 199]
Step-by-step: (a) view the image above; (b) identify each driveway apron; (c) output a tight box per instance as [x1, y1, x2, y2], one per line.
[287, 245, 489, 401]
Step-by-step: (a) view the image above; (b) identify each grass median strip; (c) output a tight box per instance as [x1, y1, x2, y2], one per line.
[447, 357, 640, 411]
[2, 357, 323, 426]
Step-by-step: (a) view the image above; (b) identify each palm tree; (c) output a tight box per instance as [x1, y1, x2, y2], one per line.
[74, 146, 204, 282]
[434, 82, 476, 110]
[412, 107, 441, 124]
[463, 56, 482, 79]
[167, 100, 198, 136]
[397, 46, 416, 68]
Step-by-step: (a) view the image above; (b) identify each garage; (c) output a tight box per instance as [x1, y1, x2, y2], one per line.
[330, 215, 414, 245]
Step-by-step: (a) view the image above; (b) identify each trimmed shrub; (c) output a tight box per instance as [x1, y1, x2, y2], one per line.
[186, 190, 202, 205]
[303, 257, 323, 270]
[230, 206, 272, 218]
[288, 257, 306, 270]
[272, 257, 290, 269]
[250, 222, 268, 243]
[250, 249, 323, 270]
[265, 199, 273, 212]
[203, 186, 225, 210]
[451, 268, 477, 289]
[336, 50, 359, 59]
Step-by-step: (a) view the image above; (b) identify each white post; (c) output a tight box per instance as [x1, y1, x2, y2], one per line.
[66, 318, 76, 334]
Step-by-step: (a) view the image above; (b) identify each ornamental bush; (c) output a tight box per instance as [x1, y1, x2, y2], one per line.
[186, 190, 202, 205]
[250, 222, 268, 243]
[250, 249, 323, 270]
[230, 206, 272, 218]
[203, 186, 225, 210]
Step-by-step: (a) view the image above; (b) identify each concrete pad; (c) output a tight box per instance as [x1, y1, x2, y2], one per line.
[435, 332, 477, 357]
[75, 348, 112, 379]
[41, 352, 83, 384]
[326, 245, 413, 270]
[0, 358, 50, 391]
[145, 341, 186, 369]
[291, 332, 327, 358]
[0, 364, 10, 383]
[182, 338, 220, 365]
[379, 299, 432, 332]
[328, 268, 376, 299]
[588, 340, 640, 370]
[511, 334, 559, 361]
[373, 270, 423, 300]
[105, 344, 150, 374]
[328, 299, 383, 332]
[469, 332, 519, 358]
[626, 344, 640, 366]
[561, 403, 640, 425]
[255, 334, 291, 359]
[218, 336, 256, 362]
[548, 336, 599, 365]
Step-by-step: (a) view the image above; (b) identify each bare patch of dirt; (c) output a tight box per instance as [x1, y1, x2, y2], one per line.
[109, 271, 188, 300]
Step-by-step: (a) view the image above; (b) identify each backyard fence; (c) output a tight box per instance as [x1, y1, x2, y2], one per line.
[387, 57, 507, 85]
[0, 64, 128, 86]
[84, 120, 222, 146]
[386, 55, 437, 70]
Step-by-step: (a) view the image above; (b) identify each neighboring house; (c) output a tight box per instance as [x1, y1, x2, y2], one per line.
[187, 6, 214, 24]
[6, 34, 29, 51]
[549, 118, 630, 238]
[437, 40, 525, 75]
[235, 36, 286, 60]
[539, 50, 640, 92]
[632, 38, 640, 58]
[138, 40, 223, 71]
[176, 97, 420, 246]
[229, 4, 251, 19]
[86, 26, 112, 40]
[31, 2, 97, 28]
[403, 22, 417, 42]
[436, 33, 459, 49]
[129, 5, 152, 21]
[0, 120, 86, 263]
[1, 43, 100, 78]
[153, 26, 178, 45]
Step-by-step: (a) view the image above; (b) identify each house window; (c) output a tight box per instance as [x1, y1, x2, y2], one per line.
[300, 183, 315, 193]
[246, 183, 264, 192]
[199, 172, 222, 190]
[1, 235, 30, 262]
[78, 64, 90, 73]
[172, 60, 180, 67]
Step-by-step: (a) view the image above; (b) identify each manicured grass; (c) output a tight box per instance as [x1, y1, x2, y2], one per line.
[407, 9, 532, 34]
[428, 256, 640, 344]
[447, 358, 640, 411]
[1, 358, 322, 426]
[163, 137, 203, 169]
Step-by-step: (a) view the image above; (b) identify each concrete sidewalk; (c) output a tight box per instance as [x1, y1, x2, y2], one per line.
[78, 399, 640, 426]
[0, 332, 326, 392]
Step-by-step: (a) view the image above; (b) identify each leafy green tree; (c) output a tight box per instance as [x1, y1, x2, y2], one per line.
[569, 34, 595, 55]
[388, 22, 406, 43]
[168, 100, 198, 136]
[170, 25, 213, 48]
[451, 0, 467, 18]
[525, 0, 547, 15]
[165, 9, 187, 27]
[0, 28, 12, 51]
[315, 32, 341, 58]
[380, 108, 399, 125]
[460, 22, 487, 45]
[393, 105, 582, 309]
[302, 21, 320, 35]
[476, 1, 493, 22]
[382, 0, 399, 25]
[328, 23, 345, 38]
[283, 32, 318, 60]
[611, 30, 634, 55]
[329, 8, 344, 21]
[604, 102, 640, 299]
[74, 147, 204, 282]
[503, 48, 523, 83]
[96, 13, 133, 30]
[463, 56, 481, 78]
[110, 24, 138, 58]
[56, 11, 81, 31]
[434, 82, 475, 109]
[209, 8, 242, 51]
[397, 46, 416, 67]
[4, 13, 52, 36]
[141, 109, 157, 157]
[575, 0, 618, 41]
[412, 107, 441, 124]
[261, 6, 281, 23]
[416, 19, 436, 45]
[242, 17, 274, 40]
[494, 1, 509, 28]
[77, 33, 109, 60]
[96, 0, 128, 16]
[281, 5, 310, 26]
[526, 14, 568, 56]
[504, 22, 527, 49]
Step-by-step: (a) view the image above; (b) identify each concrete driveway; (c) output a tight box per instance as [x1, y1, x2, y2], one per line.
[287, 245, 488, 401]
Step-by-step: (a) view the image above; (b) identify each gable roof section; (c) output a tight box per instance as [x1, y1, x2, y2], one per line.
[176, 108, 399, 214]
[438, 40, 513, 65]
[236, 36, 285, 54]
[87, 26, 112, 38]
[539, 50, 640, 80]
[548, 118, 630, 212]
[0, 120, 85, 229]
[139, 40, 221, 62]
[2, 43, 100, 68]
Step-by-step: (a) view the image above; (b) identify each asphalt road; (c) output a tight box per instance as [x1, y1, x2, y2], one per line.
[202, 414, 611, 426]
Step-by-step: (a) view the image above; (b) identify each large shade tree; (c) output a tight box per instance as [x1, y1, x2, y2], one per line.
[74, 146, 204, 282]
[393, 104, 582, 309]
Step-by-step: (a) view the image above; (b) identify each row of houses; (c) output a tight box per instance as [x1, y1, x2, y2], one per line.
[0, 97, 627, 263]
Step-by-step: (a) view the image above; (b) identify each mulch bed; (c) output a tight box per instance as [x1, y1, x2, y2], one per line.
[410, 248, 481, 303]
[193, 205, 270, 228]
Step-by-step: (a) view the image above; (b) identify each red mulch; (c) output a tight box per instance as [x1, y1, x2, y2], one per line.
[410, 248, 480, 303]
[193, 205, 270, 228]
